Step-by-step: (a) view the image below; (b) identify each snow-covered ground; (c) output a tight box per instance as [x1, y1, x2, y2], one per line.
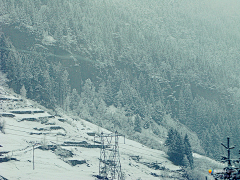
[0, 87, 217, 180]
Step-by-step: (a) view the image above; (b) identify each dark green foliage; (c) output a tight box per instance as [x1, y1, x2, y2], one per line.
[1, 0, 240, 160]
[165, 128, 185, 166]
[0, 120, 5, 134]
[103, 76, 115, 106]
[184, 134, 194, 169]
[0, 32, 70, 109]
[151, 100, 164, 125]
[165, 128, 175, 146]
[134, 115, 142, 133]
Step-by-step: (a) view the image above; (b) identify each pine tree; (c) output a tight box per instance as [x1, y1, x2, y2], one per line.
[104, 75, 115, 106]
[179, 84, 193, 124]
[0, 70, 8, 87]
[184, 134, 194, 169]
[165, 100, 172, 115]
[81, 78, 96, 104]
[178, 89, 186, 123]
[152, 100, 164, 125]
[165, 128, 175, 146]
[70, 89, 80, 111]
[165, 129, 185, 166]
[20, 85, 27, 98]
[134, 114, 142, 133]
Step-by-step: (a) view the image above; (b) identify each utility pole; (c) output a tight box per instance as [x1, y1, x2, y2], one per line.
[33, 144, 35, 170]
[209, 137, 240, 179]
[97, 131, 124, 180]
[221, 137, 235, 167]
[31, 142, 41, 170]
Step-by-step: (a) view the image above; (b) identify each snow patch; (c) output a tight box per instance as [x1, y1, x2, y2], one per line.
[42, 32, 56, 46]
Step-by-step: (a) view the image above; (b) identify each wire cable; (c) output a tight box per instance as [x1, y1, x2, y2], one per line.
[120, 142, 164, 155]
[2, 132, 44, 140]
[6, 124, 38, 130]
[4, 124, 95, 142]
[4, 124, 166, 161]
[4, 128, 164, 159]
[3, 128, 95, 145]
[5, 127, 34, 134]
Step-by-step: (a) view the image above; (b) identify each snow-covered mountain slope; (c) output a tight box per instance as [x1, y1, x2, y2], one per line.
[0, 86, 217, 180]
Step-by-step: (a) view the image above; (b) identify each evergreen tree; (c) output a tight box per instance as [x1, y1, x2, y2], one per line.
[81, 78, 96, 104]
[152, 100, 164, 125]
[183, 84, 193, 118]
[179, 84, 193, 124]
[134, 114, 142, 133]
[165, 100, 172, 115]
[60, 69, 70, 108]
[165, 128, 185, 166]
[165, 128, 175, 146]
[42, 70, 56, 108]
[98, 82, 107, 100]
[184, 134, 194, 169]
[0, 70, 8, 87]
[20, 85, 27, 98]
[178, 89, 186, 123]
[64, 95, 70, 112]
[104, 75, 115, 106]
[70, 88, 80, 111]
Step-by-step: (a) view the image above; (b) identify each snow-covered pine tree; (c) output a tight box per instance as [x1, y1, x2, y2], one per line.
[20, 85, 27, 98]
[70, 88, 80, 112]
[165, 128, 175, 146]
[184, 134, 194, 169]
[134, 114, 142, 133]
[0, 70, 8, 87]
[152, 100, 164, 125]
[165, 128, 185, 166]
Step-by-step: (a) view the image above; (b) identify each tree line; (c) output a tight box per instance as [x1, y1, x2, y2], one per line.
[1, 0, 240, 160]
[165, 128, 193, 169]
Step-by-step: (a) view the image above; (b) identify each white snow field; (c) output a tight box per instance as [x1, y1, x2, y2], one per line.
[0, 87, 216, 180]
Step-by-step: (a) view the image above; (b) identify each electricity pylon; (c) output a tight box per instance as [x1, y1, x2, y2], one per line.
[97, 131, 124, 180]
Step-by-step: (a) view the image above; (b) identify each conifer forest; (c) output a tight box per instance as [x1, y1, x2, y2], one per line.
[1, 0, 240, 169]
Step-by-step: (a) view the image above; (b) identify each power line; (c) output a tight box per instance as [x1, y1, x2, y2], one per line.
[2, 132, 43, 139]
[7, 124, 38, 130]
[4, 124, 165, 163]
[5, 126, 163, 159]
[3, 128, 96, 145]
[119, 143, 165, 160]
[5, 127, 34, 134]
[119, 141, 163, 154]
[3, 131, 71, 142]
[5, 127, 58, 135]
[120, 146, 162, 160]
[5, 124, 97, 142]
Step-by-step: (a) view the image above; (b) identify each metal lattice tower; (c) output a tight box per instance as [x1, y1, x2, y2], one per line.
[99, 132, 107, 177]
[97, 131, 124, 180]
[109, 131, 122, 179]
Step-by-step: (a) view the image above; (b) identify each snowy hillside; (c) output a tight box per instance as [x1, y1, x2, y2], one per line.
[2, 0, 240, 162]
[0, 85, 221, 180]
[0, 86, 185, 180]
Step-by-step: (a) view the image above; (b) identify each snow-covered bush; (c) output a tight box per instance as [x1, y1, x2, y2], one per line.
[54, 146, 73, 158]
[0, 71, 8, 87]
[0, 119, 6, 134]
